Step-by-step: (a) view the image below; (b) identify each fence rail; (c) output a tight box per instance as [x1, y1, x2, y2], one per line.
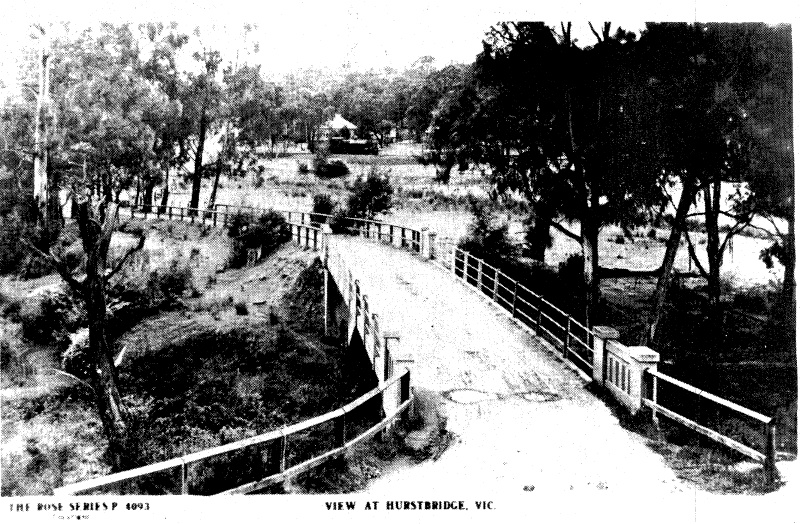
[52, 204, 416, 495]
[125, 202, 779, 482]
[430, 234, 777, 480]
[434, 239, 595, 377]
[642, 369, 776, 480]
[54, 370, 412, 496]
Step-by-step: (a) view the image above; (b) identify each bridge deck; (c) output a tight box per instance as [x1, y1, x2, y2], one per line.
[329, 235, 688, 498]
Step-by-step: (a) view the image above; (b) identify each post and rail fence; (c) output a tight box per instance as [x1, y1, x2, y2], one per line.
[53, 369, 412, 495]
[54, 206, 414, 495]
[120, 202, 779, 483]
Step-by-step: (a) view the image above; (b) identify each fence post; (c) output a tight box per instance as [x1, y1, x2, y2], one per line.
[765, 419, 777, 485]
[512, 282, 518, 318]
[427, 230, 437, 260]
[536, 295, 544, 335]
[335, 412, 347, 449]
[562, 315, 571, 358]
[180, 459, 189, 495]
[463, 254, 470, 282]
[651, 373, 660, 432]
[451, 245, 457, 275]
[592, 326, 620, 385]
[492, 270, 499, 302]
[476, 260, 483, 290]
[180, 207, 184, 222]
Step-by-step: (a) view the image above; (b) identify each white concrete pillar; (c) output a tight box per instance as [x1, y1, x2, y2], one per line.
[426, 230, 437, 260]
[626, 345, 660, 414]
[592, 326, 620, 385]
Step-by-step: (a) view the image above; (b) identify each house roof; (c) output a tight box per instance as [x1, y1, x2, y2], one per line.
[323, 114, 358, 130]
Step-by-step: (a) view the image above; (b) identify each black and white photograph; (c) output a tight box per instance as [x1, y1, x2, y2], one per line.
[0, 1, 796, 522]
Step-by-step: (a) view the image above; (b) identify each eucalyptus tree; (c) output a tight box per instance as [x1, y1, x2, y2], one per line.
[20, 24, 170, 470]
[634, 23, 791, 346]
[426, 22, 664, 323]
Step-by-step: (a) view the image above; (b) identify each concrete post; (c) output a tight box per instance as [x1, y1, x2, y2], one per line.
[625, 345, 659, 414]
[321, 224, 332, 267]
[426, 230, 437, 260]
[420, 227, 429, 257]
[592, 326, 620, 385]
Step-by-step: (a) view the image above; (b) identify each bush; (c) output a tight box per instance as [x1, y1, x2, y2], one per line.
[234, 301, 249, 315]
[62, 330, 93, 380]
[19, 287, 83, 349]
[297, 162, 310, 175]
[227, 210, 290, 269]
[345, 165, 393, 219]
[457, 198, 520, 270]
[108, 253, 195, 318]
[315, 159, 350, 178]
[311, 194, 337, 224]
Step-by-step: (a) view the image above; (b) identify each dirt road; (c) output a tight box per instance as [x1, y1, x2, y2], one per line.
[327, 237, 683, 494]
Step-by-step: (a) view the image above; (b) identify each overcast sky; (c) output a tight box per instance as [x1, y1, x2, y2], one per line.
[1, 1, 796, 92]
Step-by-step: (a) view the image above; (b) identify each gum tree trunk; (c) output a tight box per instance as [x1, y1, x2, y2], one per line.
[641, 181, 697, 345]
[76, 201, 129, 471]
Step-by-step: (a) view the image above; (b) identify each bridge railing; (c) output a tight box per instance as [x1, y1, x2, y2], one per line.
[213, 204, 424, 254]
[429, 235, 778, 482]
[430, 236, 595, 377]
[53, 369, 412, 496]
[123, 203, 778, 482]
[60, 207, 415, 495]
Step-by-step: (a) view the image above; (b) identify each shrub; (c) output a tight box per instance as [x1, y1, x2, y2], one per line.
[108, 254, 195, 317]
[311, 194, 337, 224]
[234, 301, 249, 315]
[345, 165, 393, 219]
[457, 198, 520, 270]
[19, 287, 83, 349]
[227, 210, 290, 269]
[315, 159, 350, 178]
[297, 162, 310, 175]
[62, 330, 93, 380]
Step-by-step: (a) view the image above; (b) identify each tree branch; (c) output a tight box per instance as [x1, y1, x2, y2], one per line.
[588, 22, 602, 44]
[104, 229, 145, 283]
[681, 230, 709, 279]
[544, 216, 582, 244]
[22, 239, 85, 295]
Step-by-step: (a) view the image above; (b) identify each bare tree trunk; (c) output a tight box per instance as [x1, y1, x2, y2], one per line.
[189, 108, 208, 215]
[704, 180, 722, 354]
[159, 160, 170, 213]
[527, 205, 554, 262]
[76, 200, 129, 471]
[33, 41, 50, 231]
[641, 181, 697, 345]
[782, 212, 796, 351]
[141, 176, 157, 213]
[206, 132, 228, 213]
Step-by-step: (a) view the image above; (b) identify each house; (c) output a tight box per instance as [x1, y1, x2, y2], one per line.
[317, 114, 378, 155]
[319, 114, 358, 141]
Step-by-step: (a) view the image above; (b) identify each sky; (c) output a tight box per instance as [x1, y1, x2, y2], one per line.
[2, 0, 796, 92]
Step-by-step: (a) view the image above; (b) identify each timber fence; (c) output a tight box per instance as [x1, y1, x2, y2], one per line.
[427, 235, 779, 483]
[114, 203, 780, 483]
[55, 207, 413, 496]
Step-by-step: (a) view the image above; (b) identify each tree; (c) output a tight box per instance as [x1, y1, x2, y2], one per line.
[426, 22, 664, 324]
[18, 24, 166, 470]
[635, 23, 787, 346]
